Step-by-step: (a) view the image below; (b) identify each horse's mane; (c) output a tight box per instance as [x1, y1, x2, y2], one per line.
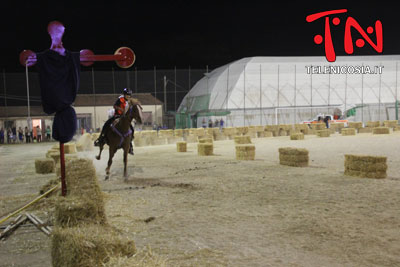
[128, 98, 141, 106]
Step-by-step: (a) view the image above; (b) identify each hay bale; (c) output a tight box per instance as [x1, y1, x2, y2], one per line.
[372, 127, 390, 135]
[62, 143, 77, 154]
[55, 196, 107, 227]
[278, 147, 309, 167]
[348, 122, 363, 129]
[198, 137, 213, 144]
[235, 145, 255, 160]
[344, 154, 387, 179]
[358, 127, 373, 133]
[290, 133, 304, 140]
[341, 128, 356, 136]
[49, 152, 61, 164]
[316, 129, 330, 137]
[264, 131, 273, 137]
[174, 129, 184, 137]
[265, 125, 279, 136]
[222, 127, 235, 137]
[234, 135, 251, 144]
[64, 158, 102, 198]
[197, 143, 213, 156]
[158, 130, 174, 138]
[383, 120, 398, 128]
[46, 149, 60, 158]
[176, 141, 187, 152]
[366, 121, 380, 128]
[55, 155, 79, 177]
[35, 158, 55, 174]
[51, 225, 136, 267]
[311, 123, 326, 130]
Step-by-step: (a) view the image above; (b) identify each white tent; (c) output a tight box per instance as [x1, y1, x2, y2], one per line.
[178, 55, 400, 127]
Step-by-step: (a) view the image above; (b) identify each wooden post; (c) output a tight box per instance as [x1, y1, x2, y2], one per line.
[60, 142, 66, 196]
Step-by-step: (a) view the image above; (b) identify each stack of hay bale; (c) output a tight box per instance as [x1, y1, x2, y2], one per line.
[341, 128, 356, 136]
[197, 143, 213, 156]
[235, 126, 249, 136]
[348, 122, 363, 133]
[383, 120, 398, 129]
[265, 125, 279, 136]
[254, 126, 266, 137]
[311, 123, 326, 131]
[330, 122, 345, 133]
[174, 129, 184, 138]
[344, 154, 387, 178]
[235, 144, 255, 160]
[222, 127, 236, 139]
[278, 124, 293, 136]
[359, 121, 379, 133]
[134, 130, 158, 146]
[279, 147, 309, 167]
[159, 129, 182, 144]
[372, 127, 390, 134]
[247, 126, 257, 138]
[294, 124, 309, 135]
[52, 158, 136, 266]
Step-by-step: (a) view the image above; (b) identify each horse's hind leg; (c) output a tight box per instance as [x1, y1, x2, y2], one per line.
[105, 148, 116, 180]
[123, 148, 129, 180]
[95, 144, 104, 160]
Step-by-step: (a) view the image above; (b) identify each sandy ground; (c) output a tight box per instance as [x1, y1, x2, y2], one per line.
[1, 131, 400, 266]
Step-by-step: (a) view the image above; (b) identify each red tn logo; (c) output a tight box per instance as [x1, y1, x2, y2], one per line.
[306, 9, 383, 62]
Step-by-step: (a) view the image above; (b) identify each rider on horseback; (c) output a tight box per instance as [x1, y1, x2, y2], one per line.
[94, 88, 135, 155]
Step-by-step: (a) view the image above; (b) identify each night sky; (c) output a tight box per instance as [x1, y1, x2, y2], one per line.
[1, 1, 399, 71]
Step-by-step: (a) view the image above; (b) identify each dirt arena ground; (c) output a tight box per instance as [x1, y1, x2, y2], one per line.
[1, 131, 400, 267]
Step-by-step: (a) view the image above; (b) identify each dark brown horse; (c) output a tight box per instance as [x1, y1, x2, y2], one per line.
[96, 98, 143, 180]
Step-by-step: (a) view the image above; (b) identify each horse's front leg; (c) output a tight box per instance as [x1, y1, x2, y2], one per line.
[95, 143, 104, 160]
[105, 148, 116, 180]
[123, 146, 129, 181]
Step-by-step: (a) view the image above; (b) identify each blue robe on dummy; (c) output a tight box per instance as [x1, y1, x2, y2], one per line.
[36, 49, 80, 143]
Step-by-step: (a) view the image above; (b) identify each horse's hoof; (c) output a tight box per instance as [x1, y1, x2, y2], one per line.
[105, 175, 109, 180]
[96, 155, 100, 160]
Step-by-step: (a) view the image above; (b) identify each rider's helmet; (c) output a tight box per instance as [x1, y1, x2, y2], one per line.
[123, 88, 132, 96]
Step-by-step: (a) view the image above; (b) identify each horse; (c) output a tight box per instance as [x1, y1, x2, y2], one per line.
[95, 98, 143, 180]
